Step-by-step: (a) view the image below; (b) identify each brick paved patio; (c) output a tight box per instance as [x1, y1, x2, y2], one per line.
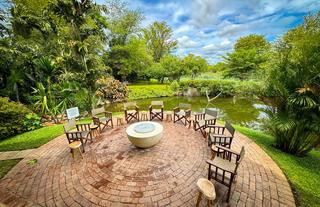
[0, 121, 296, 207]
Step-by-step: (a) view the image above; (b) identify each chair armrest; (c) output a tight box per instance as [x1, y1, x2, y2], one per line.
[135, 105, 139, 110]
[216, 145, 239, 155]
[173, 107, 180, 113]
[206, 159, 235, 174]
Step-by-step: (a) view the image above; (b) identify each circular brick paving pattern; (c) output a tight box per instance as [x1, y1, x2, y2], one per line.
[0, 121, 296, 207]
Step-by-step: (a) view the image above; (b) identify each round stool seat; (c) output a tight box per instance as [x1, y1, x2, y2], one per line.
[69, 141, 82, 149]
[197, 178, 216, 200]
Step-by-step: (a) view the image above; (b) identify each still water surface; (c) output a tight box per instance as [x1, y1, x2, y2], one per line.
[106, 96, 270, 130]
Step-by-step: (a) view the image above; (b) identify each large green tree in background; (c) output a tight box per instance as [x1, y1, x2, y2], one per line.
[265, 13, 320, 156]
[143, 21, 177, 62]
[182, 54, 208, 79]
[224, 34, 270, 80]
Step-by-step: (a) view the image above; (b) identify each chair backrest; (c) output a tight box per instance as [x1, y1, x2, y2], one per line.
[225, 122, 235, 136]
[92, 107, 105, 116]
[205, 108, 218, 118]
[64, 119, 76, 133]
[151, 101, 163, 106]
[179, 103, 191, 109]
[124, 102, 137, 109]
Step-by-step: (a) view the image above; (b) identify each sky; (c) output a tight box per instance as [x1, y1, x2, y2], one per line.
[103, 0, 320, 64]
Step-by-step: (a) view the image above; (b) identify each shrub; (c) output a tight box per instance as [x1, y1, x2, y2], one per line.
[170, 81, 180, 93]
[23, 113, 41, 131]
[0, 97, 32, 140]
[179, 79, 262, 97]
[95, 77, 128, 103]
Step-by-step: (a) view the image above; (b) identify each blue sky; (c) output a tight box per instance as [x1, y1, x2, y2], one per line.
[102, 0, 320, 63]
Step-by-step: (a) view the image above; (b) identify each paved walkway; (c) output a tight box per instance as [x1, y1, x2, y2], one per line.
[0, 149, 35, 161]
[0, 122, 296, 207]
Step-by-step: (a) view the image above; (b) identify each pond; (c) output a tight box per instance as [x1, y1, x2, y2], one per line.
[106, 96, 270, 130]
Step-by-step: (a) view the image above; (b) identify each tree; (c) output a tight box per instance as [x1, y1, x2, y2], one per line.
[105, 0, 143, 47]
[264, 13, 320, 156]
[183, 54, 208, 79]
[143, 21, 177, 62]
[224, 34, 270, 80]
[160, 55, 184, 81]
[105, 38, 152, 82]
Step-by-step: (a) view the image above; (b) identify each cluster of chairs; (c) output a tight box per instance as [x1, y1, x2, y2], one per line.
[63, 101, 245, 202]
[192, 108, 245, 204]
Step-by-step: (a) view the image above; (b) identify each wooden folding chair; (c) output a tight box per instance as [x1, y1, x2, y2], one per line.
[63, 119, 92, 153]
[207, 146, 245, 202]
[194, 108, 218, 137]
[124, 102, 139, 123]
[92, 107, 113, 132]
[173, 103, 192, 126]
[149, 101, 164, 121]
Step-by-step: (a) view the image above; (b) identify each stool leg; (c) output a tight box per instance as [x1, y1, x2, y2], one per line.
[207, 199, 211, 207]
[78, 147, 84, 159]
[196, 192, 202, 207]
[71, 149, 75, 159]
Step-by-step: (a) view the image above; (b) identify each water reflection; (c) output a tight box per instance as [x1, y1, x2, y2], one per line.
[106, 96, 269, 130]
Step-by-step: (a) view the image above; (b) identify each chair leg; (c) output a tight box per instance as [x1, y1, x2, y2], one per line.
[226, 184, 232, 202]
[78, 147, 84, 159]
[196, 192, 202, 207]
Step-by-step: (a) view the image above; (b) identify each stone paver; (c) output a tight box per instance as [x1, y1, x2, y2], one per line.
[0, 122, 296, 207]
[0, 149, 35, 161]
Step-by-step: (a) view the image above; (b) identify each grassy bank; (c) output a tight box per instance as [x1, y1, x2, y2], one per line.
[234, 125, 320, 207]
[128, 84, 174, 100]
[0, 124, 64, 152]
[0, 159, 21, 179]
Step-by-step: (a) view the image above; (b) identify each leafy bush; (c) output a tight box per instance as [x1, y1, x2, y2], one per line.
[96, 77, 128, 103]
[0, 97, 32, 140]
[179, 79, 262, 97]
[170, 81, 180, 93]
[23, 113, 41, 131]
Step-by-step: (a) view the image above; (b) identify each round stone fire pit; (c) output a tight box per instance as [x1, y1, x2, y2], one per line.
[126, 121, 163, 148]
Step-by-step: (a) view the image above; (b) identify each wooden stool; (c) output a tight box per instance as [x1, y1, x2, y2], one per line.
[196, 178, 216, 207]
[165, 112, 173, 122]
[69, 141, 84, 159]
[141, 112, 148, 121]
[90, 124, 99, 139]
[117, 117, 124, 126]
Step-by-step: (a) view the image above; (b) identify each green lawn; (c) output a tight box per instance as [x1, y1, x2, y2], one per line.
[0, 159, 21, 179]
[128, 84, 174, 100]
[234, 125, 320, 207]
[0, 124, 64, 152]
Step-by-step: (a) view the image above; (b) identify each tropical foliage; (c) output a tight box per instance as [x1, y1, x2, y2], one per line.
[264, 13, 320, 156]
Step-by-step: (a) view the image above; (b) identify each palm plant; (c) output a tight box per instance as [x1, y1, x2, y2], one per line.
[264, 13, 320, 156]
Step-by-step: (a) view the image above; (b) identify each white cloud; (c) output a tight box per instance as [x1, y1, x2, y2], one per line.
[177, 35, 198, 48]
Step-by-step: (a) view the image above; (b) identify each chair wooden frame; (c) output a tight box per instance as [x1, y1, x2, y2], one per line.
[207, 145, 245, 202]
[149, 101, 164, 121]
[173, 103, 192, 126]
[63, 119, 92, 153]
[207, 122, 235, 148]
[194, 109, 218, 137]
[124, 102, 139, 123]
[92, 107, 113, 132]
